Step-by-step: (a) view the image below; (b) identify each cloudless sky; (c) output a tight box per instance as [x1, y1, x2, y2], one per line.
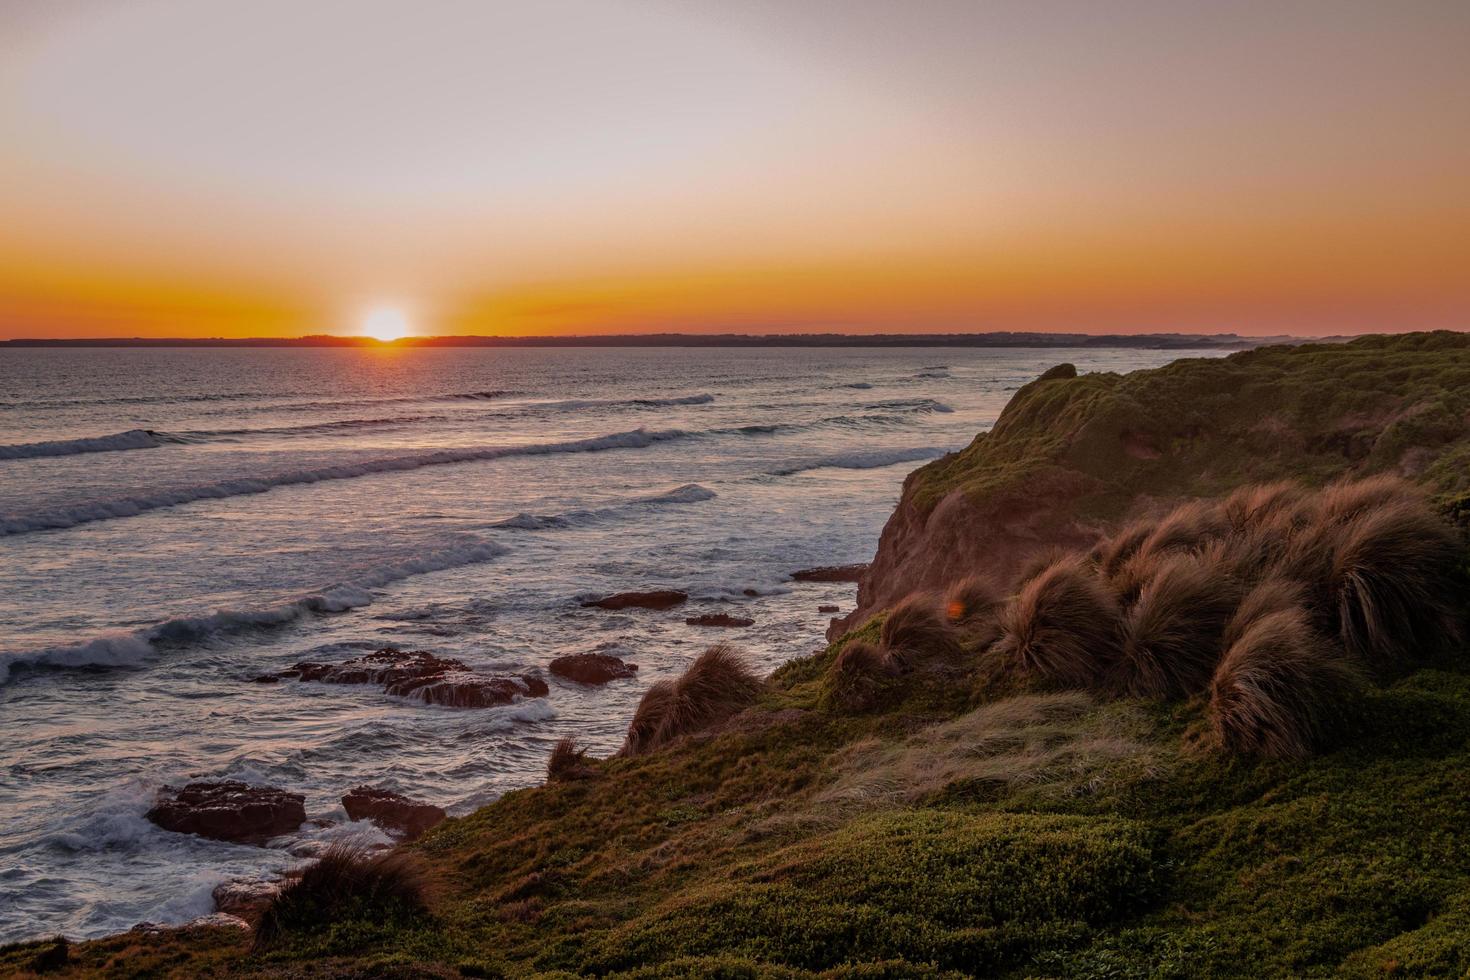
[1, 0, 1466, 338]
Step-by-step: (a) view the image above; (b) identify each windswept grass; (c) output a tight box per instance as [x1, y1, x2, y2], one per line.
[621, 645, 764, 756]
[253, 844, 427, 951]
[1115, 554, 1239, 698]
[879, 592, 962, 671]
[1210, 607, 1361, 758]
[993, 556, 1122, 689]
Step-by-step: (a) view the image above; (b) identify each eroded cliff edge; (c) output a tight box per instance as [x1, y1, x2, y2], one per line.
[834, 332, 1470, 639]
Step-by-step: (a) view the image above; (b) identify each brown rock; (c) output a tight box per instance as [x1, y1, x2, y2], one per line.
[211, 872, 301, 920]
[790, 564, 867, 583]
[387, 670, 547, 708]
[341, 786, 446, 840]
[277, 648, 548, 708]
[742, 588, 760, 597]
[818, 605, 840, 613]
[685, 613, 754, 628]
[581, 590, 687, 610]
[146, 781, 305, 845]
[549, 653, 639, 685]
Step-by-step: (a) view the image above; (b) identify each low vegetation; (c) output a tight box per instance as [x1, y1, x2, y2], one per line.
[252, 844, 428, 951]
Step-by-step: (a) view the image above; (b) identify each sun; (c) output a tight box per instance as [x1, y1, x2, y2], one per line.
[360, 306, 413, 342]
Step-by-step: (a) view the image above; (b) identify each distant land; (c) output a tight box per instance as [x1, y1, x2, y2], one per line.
[1, 331, 1330, 350]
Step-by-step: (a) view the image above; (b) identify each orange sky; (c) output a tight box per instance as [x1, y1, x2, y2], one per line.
[1, 0, 1467, 339]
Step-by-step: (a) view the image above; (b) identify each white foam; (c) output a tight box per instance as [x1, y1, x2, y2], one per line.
[765, 446, 948, 477]
[488, 483, 717, 531]
[0, 429, 163, 460]
[0, 537, 508, 683]
[0, 427, 691, 536]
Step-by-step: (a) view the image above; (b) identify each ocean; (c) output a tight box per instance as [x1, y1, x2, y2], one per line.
[0, 344, 1208, 942]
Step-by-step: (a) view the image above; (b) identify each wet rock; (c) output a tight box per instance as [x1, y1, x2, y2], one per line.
[250, 674, 280, 684]
[818, 605, 840, 613]
[742, 588, 760, 597]
[549, 653, 639, 685]
[146, 781, 306, 845]
[211, 873, 298, 920]
[341, 786, 446, 841]
[790, 564, 867, 583]
[277, 648, 548, 708]
[581, 590, 688, 610]
[685, 613, 754, 628]
[386, 670, 548, 708]
[281, 648, 460, 686]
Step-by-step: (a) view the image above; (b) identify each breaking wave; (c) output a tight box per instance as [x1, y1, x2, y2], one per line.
[765, 446, 948, 477]
[0, 429, 165, 460]
[0, 537, 509, 684]
[488, 484, 716, 530]
[0, 428, 693, 537]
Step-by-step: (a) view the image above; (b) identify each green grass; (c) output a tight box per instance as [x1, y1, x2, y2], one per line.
[909, 332, 1470, 520]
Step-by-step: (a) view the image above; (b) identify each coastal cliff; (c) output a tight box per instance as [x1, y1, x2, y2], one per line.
[9, 332, 1470, 978]
[836, 332, 1470, 639]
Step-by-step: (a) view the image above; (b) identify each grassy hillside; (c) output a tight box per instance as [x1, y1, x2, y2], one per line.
[838, 332, 1470, 637]
[7, 332, 1470, 979]
[915, 331, 1470, 517]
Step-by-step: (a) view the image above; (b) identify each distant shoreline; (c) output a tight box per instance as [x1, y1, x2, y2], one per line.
[1, 331, 1321, 350]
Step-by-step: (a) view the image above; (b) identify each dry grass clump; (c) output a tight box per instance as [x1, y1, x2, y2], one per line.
[1094, 521, 1153, 578]
[944, 576, 1001, 633]
[547, 738, 597, 783]
[1324, 498, 1463, 670]
[1135, 500, 1230, 562]
[967, 475, 1463, 759]
[1222, 481, 1311, 535]
[1210, 608, 1361, 758]
[822, 640, 897, 713]
[253, 844, 427, 948]
[992, 557, 1122, 689]
[621, 645, 764, 756]
[1115, 555, 1240, 698]
[880, 592, 963, 671]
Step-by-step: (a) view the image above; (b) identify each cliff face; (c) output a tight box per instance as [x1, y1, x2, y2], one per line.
[833, 332, 1470, 639]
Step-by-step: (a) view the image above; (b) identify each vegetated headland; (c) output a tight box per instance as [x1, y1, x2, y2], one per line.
[8, 331, 1470, 978]
[2, 331, 1315, 350]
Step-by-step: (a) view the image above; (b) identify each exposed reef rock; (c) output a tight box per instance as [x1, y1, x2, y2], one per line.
[277, 648, 547, 708]
[549, 653, 639, 685]
[790, 564, 868, 583]
[146, 781, 306, 845]
[685, 613, 754, 628]
[582, 590, 688, 610]
[341, 786, 446, 840]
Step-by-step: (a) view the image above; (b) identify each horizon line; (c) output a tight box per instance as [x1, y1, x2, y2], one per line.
[0, 329, 1366, 350]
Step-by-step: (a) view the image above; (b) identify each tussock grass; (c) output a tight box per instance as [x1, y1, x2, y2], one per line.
[994, 557, 1122, 689]
[1094, 520, 1153, 577]
[1116, 554, 1240, 698]
[1210, 607, 1361, 758]
[621, 645, 764, 756]
[820, 640, 895, 713]
[1221, 481, 1310, 535]
[879, 592, 962, 671]
[547, 738, 596, 782]
[944, 575, 1001, 634]
[253, 844, 427, 949]
[1326, 497, 1464, 671]
[979, 477, 1462, 757]
[1136, 499, 1230, 561]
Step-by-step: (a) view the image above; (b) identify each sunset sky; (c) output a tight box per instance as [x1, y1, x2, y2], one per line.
[1, 0, 1467, 339]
